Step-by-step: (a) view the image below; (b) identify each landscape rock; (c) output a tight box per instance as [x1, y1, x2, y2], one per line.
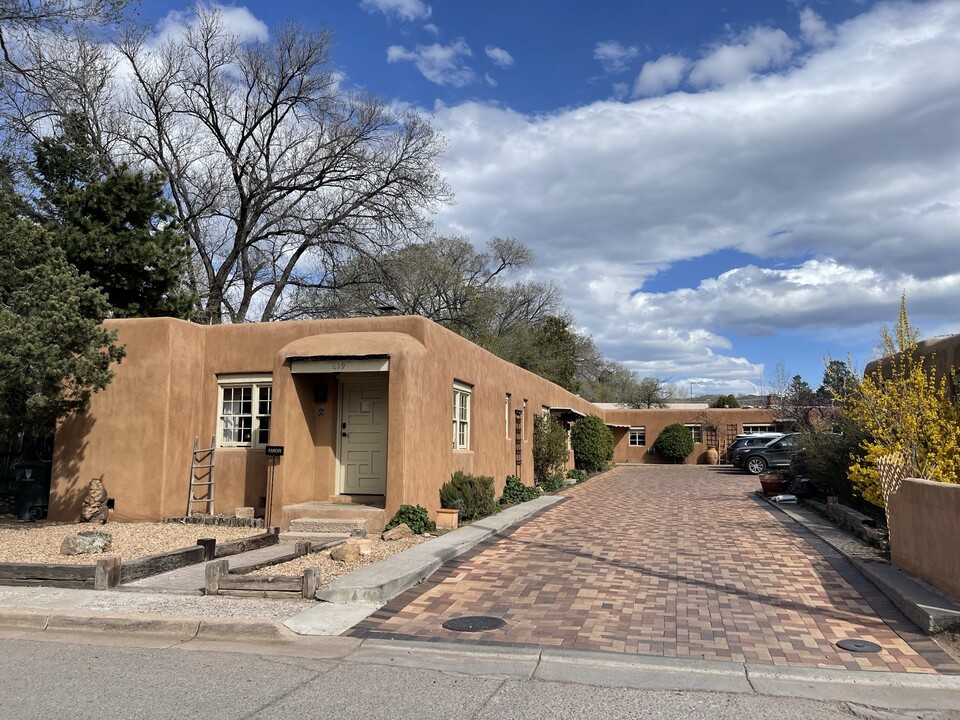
[60, 530, 113, 555]
[330, 542, 361, 563]
[355, 539, 376, 556]
[382, 523, 413, 541]
[79, 477, 109, 524]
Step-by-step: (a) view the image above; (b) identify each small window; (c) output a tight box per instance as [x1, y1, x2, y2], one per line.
[743, 424, 775, 434]
[453, 381, 472, 450]
[218, 375, 272, 448]
[629, 427, 646, 446]
[685, 423, 703, 444]
[505, 393, 511, 439]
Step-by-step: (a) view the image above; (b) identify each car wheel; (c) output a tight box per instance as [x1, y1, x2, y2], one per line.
[746, 456, 767, 475]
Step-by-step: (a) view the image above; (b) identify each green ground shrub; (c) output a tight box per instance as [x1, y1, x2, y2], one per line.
[792, 418, 868, 502]
[533, 414, 569, 485]
[566, 468, 587, 483]
[570, 414, 614, 472]
[537, 474, 565, 492]
[499, 475, 540, 505]
[384, 504, 435, 534]
[651, 423, 694, 463]
[440, 471, 496, 522]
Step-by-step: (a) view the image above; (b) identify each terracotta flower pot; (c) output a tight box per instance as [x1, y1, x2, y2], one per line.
[759, 475, 785, 496]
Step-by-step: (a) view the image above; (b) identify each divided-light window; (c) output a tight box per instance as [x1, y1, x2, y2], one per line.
[629, 427, 646, 446]
[453, 381, 472, 450]
[218, 375, 272, 448]
[685, 423, 703, 444]
[743, 424, 775, 434]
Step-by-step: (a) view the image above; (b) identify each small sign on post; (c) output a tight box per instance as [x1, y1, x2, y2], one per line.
[264, 446, 284, 527]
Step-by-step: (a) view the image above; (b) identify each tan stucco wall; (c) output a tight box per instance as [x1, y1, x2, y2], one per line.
[603, 407, 778, 464]
[865, 333, 960, 401]
[888, 478, 960, 602]
[51, 316, 598, 527]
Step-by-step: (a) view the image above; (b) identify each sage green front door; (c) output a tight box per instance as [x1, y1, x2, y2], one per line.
[338, 380, 388, 495]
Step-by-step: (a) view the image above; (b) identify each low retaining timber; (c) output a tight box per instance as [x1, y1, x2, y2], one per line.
[0, 528, 282, 591]
[204, 545, 321, 600]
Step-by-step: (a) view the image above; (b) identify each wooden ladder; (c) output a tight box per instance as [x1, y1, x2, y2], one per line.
[187, 436, 216, 516]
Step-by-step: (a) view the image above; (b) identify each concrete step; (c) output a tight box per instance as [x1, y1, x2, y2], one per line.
[288, 518, 367, 534]
[327, 495, 385, 507]
[281, 502, 386, 534]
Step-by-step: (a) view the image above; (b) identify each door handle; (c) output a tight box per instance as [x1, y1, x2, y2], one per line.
[342, 431, 348, 437]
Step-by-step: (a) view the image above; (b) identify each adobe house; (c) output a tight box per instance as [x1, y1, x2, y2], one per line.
[50, 315, 599, 529]
[50, 315, 779, 530]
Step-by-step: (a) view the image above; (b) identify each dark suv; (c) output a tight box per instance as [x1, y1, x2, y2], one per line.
[725, 433, 783, 467]
[740, 434, 800, 475]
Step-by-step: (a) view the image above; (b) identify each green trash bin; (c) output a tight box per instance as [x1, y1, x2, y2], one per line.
[14, 461, 51, 522]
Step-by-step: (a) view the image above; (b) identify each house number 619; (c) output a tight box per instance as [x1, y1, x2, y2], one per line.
[331, 361, 346, 371]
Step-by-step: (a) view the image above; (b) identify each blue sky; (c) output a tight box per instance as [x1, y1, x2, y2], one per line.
[134, 0, 960, 395]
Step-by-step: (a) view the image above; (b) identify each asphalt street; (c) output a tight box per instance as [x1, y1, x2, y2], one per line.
[0, 633, 934, 720]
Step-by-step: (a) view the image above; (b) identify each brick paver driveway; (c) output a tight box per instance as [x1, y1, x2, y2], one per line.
[351, 465, 958, 673]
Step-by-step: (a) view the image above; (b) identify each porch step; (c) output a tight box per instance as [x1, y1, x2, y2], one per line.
[281, 501, 387, 534]
[327, 495, 385, 507]
[287, 518, 367, 535]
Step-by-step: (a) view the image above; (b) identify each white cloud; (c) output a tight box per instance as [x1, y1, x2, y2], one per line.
[485, 45, 514, 68]
[633, 54, 689, 97]
[360, 0, 431, 22]
[155, 5, 269, 43]
[799, 7, 835, 47]
[387, 38, 475, 86]
[688, 26, 795, 87]
[594, 40, 640, 73]
[423, 23, 440, 36]
[430, 1, 960, 384]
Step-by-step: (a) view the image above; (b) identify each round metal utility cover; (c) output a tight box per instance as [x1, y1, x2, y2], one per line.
[836, 639, 882, 653]
[442, 616, 506, 632]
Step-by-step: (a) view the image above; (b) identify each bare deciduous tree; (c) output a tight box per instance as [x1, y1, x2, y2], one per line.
[112, 9, 451, 322]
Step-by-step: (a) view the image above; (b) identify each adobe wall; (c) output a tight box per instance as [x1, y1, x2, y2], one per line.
[389, 320, 597, 520]
[888, 478, 960, 602]
[865, 333, 960, 400]
[602, 407, 778, 464]
[51, 319, 207, 521]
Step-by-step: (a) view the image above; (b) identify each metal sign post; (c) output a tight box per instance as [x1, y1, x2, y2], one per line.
[264, 445, 284, 526]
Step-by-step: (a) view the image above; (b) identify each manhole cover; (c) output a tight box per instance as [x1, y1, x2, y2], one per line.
[836, 639, 882, 653]
[441, 616, 506, 632]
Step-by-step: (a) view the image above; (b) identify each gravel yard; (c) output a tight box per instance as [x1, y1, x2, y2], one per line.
[0, 517, 263, 565]
[248, 535, 428, 585]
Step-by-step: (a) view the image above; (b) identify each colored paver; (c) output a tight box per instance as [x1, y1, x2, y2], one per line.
[350, 465, 958, 674]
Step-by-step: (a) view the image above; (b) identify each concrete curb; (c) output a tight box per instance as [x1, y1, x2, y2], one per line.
[757, 494, 960, 633]
[315, 495, 566, 604]
[5, 607, 960, 710]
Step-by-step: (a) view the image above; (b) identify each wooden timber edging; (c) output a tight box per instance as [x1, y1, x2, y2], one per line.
[0, 556, 121, 591]
[0, 527, 284, 591]
[204, 543, 320, 599]
[213, 527, 281, 558]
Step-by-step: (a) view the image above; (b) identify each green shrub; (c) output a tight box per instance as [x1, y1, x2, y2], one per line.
[651, 423, 694, 463]
[533, 414, 570, 485]
[537, 474, 565, 492]
[566, 468, 587, 483]
[570, 414, 614, 472]
[499, 475, 540, 505]
[384, 504, 435, 534]
[792, 418, 868, 502]
[440, 471, 496, 522]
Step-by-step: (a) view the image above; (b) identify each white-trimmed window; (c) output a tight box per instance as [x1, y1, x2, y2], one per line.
[453, 381, 472, 450]
[629, 427, 646, 446]
[218, 375, 272, 448]
[685, 423, 703, 444]
[742, 424, 775, 434]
